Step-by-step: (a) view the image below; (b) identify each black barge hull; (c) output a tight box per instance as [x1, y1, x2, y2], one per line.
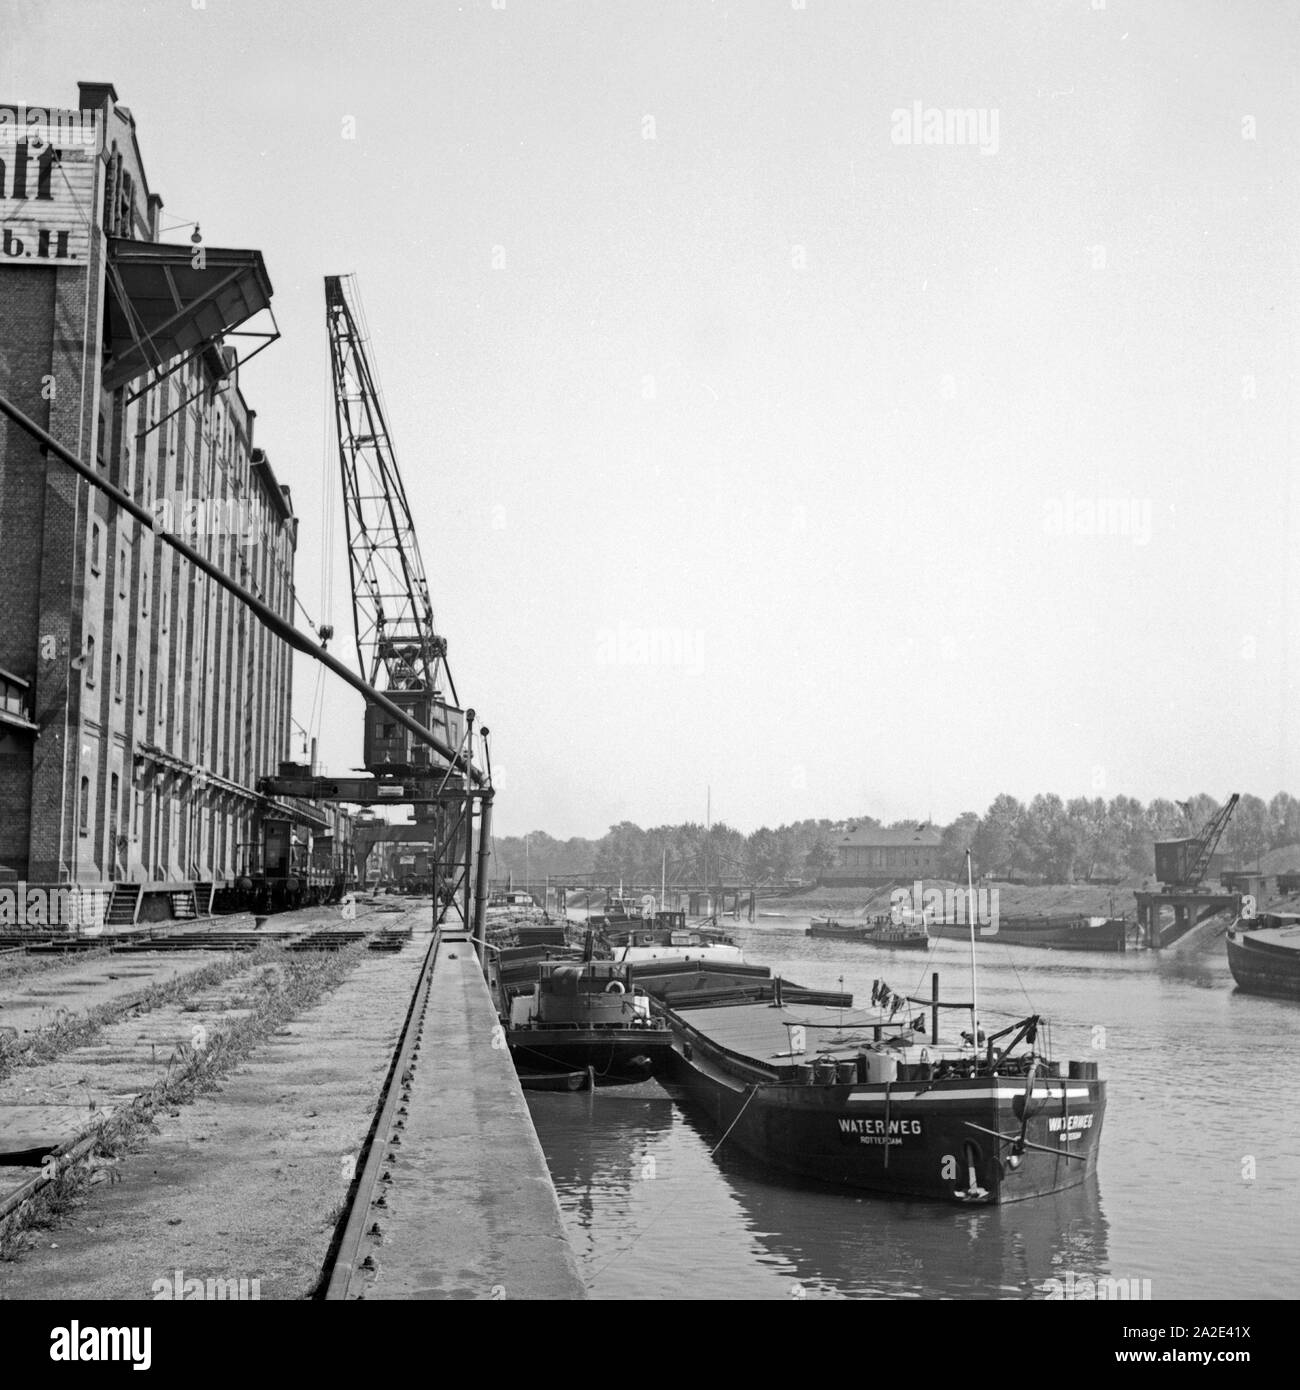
[664, 1012, 1105, 1204]
[509, 1027, 673, 1085]
[1226, 928, 1300, 1000]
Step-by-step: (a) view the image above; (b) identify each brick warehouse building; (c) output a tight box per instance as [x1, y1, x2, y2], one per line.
[0, 82, 344, 919]
[818, 822, 944, 886]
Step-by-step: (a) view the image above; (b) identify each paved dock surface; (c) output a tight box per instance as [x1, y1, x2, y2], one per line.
[0, 911, 585, 1300]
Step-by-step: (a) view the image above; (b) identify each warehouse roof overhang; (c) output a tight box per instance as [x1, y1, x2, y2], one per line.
[102, 238, 278, 393]
[260, 797, 331, 830]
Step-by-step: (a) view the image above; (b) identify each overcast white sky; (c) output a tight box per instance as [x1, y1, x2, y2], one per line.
[6, 0, 1298, 838]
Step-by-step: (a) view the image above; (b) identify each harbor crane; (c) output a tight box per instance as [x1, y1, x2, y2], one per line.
[319, 275, 492, 932]
[1157, 794, 1240, 892]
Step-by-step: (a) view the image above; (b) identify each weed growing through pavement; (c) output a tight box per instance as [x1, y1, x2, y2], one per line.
[0, 948, 275, 1083]
[0, 942, 366, 1260]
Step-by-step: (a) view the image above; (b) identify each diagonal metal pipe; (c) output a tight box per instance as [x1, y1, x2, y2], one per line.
[0, 389, 484, 785]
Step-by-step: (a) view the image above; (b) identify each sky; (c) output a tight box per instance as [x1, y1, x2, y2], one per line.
[5, 0, 1298, 838]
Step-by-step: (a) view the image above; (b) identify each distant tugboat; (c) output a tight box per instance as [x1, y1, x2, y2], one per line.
[808, 914, 929, 949]
[1225, 911, 1300, 1000]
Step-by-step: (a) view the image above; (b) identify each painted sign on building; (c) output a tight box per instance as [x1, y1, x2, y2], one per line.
[0, 106, 97, 266]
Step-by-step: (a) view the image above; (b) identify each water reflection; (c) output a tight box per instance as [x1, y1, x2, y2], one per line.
[527, 914, 1298, 1299]
[527, 1081, 1110, 1299]
[677, 1099, 1110, 1299]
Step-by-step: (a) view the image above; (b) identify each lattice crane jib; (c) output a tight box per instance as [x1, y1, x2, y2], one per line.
[1186, 793, 1240, 886]
[325, 274, 452, 702]
[322, 275, 490, 938]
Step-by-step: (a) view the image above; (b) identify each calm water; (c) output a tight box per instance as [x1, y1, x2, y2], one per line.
[525, 916, 1300, 1299]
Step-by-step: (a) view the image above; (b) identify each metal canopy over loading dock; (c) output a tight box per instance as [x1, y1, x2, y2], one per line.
[101, 238, 278, 391]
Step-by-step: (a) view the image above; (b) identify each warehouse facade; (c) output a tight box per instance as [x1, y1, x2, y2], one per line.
[0, 82, 337, 917]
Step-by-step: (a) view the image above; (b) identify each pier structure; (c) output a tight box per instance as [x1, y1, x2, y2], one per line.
[1132, 890, 1244, 948]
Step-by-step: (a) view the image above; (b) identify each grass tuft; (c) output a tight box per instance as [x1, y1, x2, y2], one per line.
[0, 942, 365, 1262]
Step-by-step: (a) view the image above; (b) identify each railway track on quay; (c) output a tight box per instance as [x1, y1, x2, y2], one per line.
[0, 900, 424, 1270]
[0, 900, 583, 1300]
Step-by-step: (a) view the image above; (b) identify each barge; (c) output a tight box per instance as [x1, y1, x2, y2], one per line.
[1225, 912, 1300, 1000]
[928, 914, 1128, 952]
[501, 957, 673, 1085]
[661, 980, 1104, 1204]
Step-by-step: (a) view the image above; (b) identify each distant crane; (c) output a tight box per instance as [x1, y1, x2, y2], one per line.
[1157, 794, 1240, 891]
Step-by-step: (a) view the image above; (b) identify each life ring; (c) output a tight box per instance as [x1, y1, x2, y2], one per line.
[604, 980, 626, 994]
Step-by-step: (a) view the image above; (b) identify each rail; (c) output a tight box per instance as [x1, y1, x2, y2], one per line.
[322, 923, 441, 1298]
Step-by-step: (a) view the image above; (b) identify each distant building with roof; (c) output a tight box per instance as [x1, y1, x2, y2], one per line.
[818, 822, 943, 886]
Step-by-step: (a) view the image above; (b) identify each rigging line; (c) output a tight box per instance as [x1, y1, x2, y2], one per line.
[51, 154, 94, 230]
[53, 157, 163, 385]
[347, 275, 440, 637]
[104, 257, 166, 385]
[708, 1080, 763, 1158]
[1002, 944, 1039, 1016]
[325, 381, 336, 616]
[321, 348, 338, 621]
[293, 591, 319, 633]
[308, 661, 325, 744]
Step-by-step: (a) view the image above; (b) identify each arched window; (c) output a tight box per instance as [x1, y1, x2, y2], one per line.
[79, 776, 90, 835]
[114, 653, 123, 701]
[84, 633, 96, 686]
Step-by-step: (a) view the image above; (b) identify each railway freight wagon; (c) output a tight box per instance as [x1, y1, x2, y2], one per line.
[216, 803, 357, 914]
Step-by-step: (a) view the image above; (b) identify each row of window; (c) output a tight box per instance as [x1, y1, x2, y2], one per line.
[89, 512, 290, 602]
[89, 524, 161, 619]
[839, 848, 936, 866]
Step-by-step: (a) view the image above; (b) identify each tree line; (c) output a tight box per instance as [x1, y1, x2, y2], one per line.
[491, 792, 1300, 887]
